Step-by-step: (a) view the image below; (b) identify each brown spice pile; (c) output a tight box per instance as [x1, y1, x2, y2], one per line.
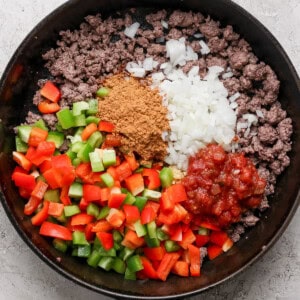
[97, 73, 170, 161]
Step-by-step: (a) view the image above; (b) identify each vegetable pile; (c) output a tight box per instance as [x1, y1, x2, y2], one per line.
[12, 81, 236, 281]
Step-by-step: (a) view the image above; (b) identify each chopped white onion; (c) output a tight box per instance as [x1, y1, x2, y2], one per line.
[124, 22, 140, 38]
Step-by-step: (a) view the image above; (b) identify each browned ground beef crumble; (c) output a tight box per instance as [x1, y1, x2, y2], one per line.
[25, 9, 293, 241]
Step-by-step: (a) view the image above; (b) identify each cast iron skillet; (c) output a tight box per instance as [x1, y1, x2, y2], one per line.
[0, 0, 299, 298]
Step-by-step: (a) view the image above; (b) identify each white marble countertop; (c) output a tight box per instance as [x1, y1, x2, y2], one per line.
[0, 1, 299, 299]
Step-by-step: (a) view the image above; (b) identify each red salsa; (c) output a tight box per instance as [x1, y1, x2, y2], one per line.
[182, 144, 266, 228]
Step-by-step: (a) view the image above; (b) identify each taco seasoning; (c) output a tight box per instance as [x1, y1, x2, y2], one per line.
[97, 73, 169, 162]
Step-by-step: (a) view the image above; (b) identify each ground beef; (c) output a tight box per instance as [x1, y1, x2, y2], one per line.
[35, 8, 292, 236]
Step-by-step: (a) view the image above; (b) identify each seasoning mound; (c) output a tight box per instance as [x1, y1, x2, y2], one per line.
[97, 73, 169, 161]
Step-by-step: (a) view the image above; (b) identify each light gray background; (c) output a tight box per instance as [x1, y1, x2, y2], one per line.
[0, 1, 299, 299]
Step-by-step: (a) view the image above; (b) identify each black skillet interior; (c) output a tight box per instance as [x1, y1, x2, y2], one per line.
[0, 0, 299, 298]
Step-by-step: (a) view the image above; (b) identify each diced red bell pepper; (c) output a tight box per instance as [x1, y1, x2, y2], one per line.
[98, 120, 115, 133]
[123, 204, 140, 224]
[79, 197, 89, 211]
[43, 168, 63, 189]
[36, 141, 56, 157]
[19, 187, 32, 199]
[196, 220, 221, 231]
[188, 244, 201, 277]
[157, 204, 188, 225]
[160, 191, 174, 212]
[144, 201, 160, 215]
[108, 193, 126, 208]
[85, 223, 95, 241]
[39, 160, 52, 173]
[28, 127, 48, 147]
[106, 208, 125, 228]
[60, 186, 72, 205]
[40, 221, 72, 241]
[70, 213, 94, 226]
[83, 184, 102, 202]
[40, 81, 61, 103]
[103, 134, 122, 147]
[195, 234, 210, 247]
[124, 154, 139, 171]
[38, 100, 60, 114]
[13, 151, 32, 171]
[140, 206, 156, 225]
[31, 180, 48, 200]
[143, 246, 165, 261]
[166, 183, 188, 203]
[169, 223, 183, 242]
[106, 166, 118, 180]
[24, 195, 41, 215]
[178, 228, 196, 249]
[142, 168, 161, 190]
[51, 154, 72, 169]
[138, 256, 158, 279]
[75, 163, 95, 184]
[12, 172, 36, 191]
[92, 220, 113, 233]
[48, 202, 64, 217]
[121, 229, 145, 250]
[96, 232, 114, 251]
[115, 161, 132, 182]
[210, 231, 229, 247]
[156, 252, 180, 281]
[171, 260, 189, 277]
[207, 244, 223, 260]
[31, 201, 50, 226]
[100, 187, 110, 202]
[125, 173, 144, 196]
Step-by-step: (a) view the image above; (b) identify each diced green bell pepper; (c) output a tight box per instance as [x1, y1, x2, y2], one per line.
[96, 87, 109, 98]
[72, 101, 89, 116]
[98, 206, 110, 220]
[72, 231, 89, 246]
[46, 131, 65, 148]
[33, 119, 48, 131]
[74, 114, 87, 127]
[77, 142, 93, 163]
[112, 257, 126, 274]
[87, 249, 102, 268]
[44, 189, 60, 202]
[100, 173, 114, 188]
[124, 268, 136, 280]
[72, 245, 91, 257]
[102, 149, 116, 168]
[87, 203, 100, 218]
[56, 108, 75, 129]
[146, 221, 157, 239]
[159, 167, 174, 188]
[98, 256, 114, 271]
[53, 238, 68, 253]
[17, 125, 32, 143]
[86, 116, 100, 125]
[119, 247, 135, 261]
[15, 136, 28, 152]
[89, 150, 104, 172]
[165, 240, 180, 252]
[134, 196, 148, 212]
[142, 189, 162, 200]
[64, 205, 81, 217]
[68, 182, 83, 199]
[134, 220, 147, 237]
[87, 131, 103, 149]
[86, 99, 98, 116]
[127, 255, 143, 272]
